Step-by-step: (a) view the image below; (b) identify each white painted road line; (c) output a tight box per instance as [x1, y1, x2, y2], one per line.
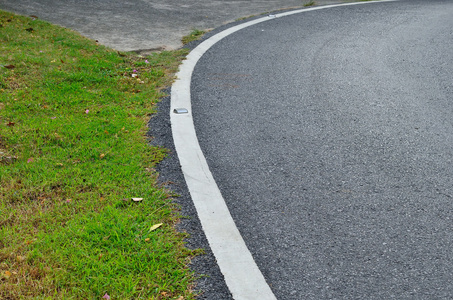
[170, 1, 397, 299]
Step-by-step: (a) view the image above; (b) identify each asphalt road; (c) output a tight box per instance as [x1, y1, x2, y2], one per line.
[191, 0, 453, 299]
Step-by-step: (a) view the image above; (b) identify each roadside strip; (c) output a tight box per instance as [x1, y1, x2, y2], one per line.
[170, 1, 397, 299]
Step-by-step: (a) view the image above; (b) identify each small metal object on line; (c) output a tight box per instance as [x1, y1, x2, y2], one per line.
[173, 108, 188, 114]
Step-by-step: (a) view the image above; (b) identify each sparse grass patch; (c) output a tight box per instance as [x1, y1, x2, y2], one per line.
[304, 1, 317, 7]
[0, 10, 197, 299]
[181, 29, 205, 45]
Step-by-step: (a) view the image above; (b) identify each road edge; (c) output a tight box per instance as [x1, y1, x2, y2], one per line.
[170, 1, 397, 299]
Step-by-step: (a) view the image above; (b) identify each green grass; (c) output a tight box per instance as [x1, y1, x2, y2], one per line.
[181, 29, 205, 45]
[0, 10, 199, 299]
[303, 1, 316, 7]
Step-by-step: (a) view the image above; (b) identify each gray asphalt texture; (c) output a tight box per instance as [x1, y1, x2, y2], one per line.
[0, 0, 339, 52]
[191, 0, 453, 299]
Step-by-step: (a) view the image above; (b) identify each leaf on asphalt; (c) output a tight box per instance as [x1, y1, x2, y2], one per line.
[131, 197, 143, 202]
[149, 223, 163, 232]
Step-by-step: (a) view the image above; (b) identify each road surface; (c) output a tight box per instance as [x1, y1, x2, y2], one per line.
[190, 0, 453, 298]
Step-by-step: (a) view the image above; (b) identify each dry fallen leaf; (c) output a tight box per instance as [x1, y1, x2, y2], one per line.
[99, 153, 105, 159]
[6, 121, 15, 127]
[131, 197, 143, 202]
[3, 271, 11, 279]
[149, 223, 163, 232]
[16, 256, 26, 262]
[4, 64, 15, 69]
[145, 238, 150, 242]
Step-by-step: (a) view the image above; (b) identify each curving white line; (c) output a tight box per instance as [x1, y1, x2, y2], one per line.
[170, 1, 397, 299]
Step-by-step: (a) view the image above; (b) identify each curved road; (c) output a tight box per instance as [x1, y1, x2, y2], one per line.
[190, 0, 453, 299]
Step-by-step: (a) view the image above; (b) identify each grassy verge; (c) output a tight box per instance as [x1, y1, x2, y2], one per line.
[0, 10, 197, 299]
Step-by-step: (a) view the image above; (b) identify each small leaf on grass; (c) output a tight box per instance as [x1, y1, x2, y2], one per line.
[131, 197, 143, 202]
[4, 64, 15, 69]
[6, 121, 15, 127]
[3, 271, 11, 279]
[102, 293, 110, 300]
[145, 238, 150, 242]
[99, 153, 105, 159]
[149, 223, 163, 232]
[27, 158, 34, 163]
[25, 27, 34, 32]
